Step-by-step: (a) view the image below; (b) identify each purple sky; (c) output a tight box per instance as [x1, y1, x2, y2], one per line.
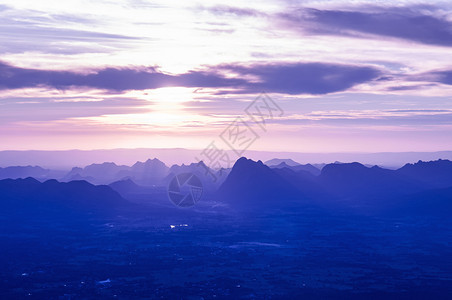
[1, 0, 452, 153]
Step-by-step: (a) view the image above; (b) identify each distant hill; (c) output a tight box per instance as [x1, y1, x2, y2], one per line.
[216, 158, 305, 208]
[62, 163, 127, 184]
[265, 158, 301, 167]
[62, 158, 169, 186]
[62, 159, 226, 190]
[166, 161, 227, 191]
[270, 162, 321, 176]
[129, 158, 169, 183]
[109, 178, 143, 196]
[271, 167, 324, 198]
[2, 157, 451, 217]
[318, 162, 427, 201]
[396, 159, 452, 189]
[0, 178, 129, 218]
[0, 166, 50, 180]
[218, 157, 452, 215]
[2, 149, 452, 169]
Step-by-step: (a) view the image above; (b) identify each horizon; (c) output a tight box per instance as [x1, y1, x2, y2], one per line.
[1, 147, 452, 169]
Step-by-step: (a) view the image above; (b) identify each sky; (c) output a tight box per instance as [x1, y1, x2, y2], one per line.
[1, 0, 452, 154]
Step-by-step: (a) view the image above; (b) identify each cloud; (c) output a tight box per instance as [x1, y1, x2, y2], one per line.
[0, 4, 10, 12]
[408, 69, 452, 87]
[0, 62, 247, 91]
[0, 9, 138, 55]
[0, 26, 135, 55]
[204, 5, 263, 17]
[267, 109, 452, 127]
[0, 96, 151, 124]
[426, 70, 452, 85]
[385, 83, 439, 91]
[216, 62, 381, 94]
[0, 61, 381, 95]
[281, 6, 452, 47]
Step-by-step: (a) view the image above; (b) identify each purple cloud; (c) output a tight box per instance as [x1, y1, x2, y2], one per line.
[0, 8, 137, 55]
[385, 83, 438, 91]
[430, 71, 452, 85]
[216, 63, 381, 94]
[0, 61, 381, 95]
[411, 69, 452, 86]
[0, 62, 246, 91]
[0, 97, 151, 124]
[282, 6, 452, 47]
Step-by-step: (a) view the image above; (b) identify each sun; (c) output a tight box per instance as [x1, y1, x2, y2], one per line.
[78, 87, 208, 128]
[147, 87, 196, 105]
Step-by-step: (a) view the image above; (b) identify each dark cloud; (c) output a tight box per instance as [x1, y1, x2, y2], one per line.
[0, 62, 247, 92]
[282, 6, 452, 47]
[410, 70, 452, 86]
[216, 63, 381, 94]
[0, 61, 381, 95]
[431, 70, 452, 85]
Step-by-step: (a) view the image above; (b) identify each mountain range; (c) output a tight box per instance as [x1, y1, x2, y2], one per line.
[2, 149, 452, 169]
[217, 158, 452, 215]
[0, 177, 129, 220]
[0, 157, 451, 217]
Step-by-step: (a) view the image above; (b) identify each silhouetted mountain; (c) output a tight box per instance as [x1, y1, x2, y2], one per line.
[127, 158, 169, 185]
[62, 159, 169, 186]
[5, 157, 451, 216]
[62, 158, 224, 192]
[311, 163, 327, 170]
[83, 162, 129, 179]
[168, 161, 209, 177]
[64, 172, 97, 183]
[0, 178, 129, 218]
[270, 162, 321, 176]
[265, 158, 300, 167]
[217, 158, 304, 208]
[0, 166, 50, 180]
[109, 178, 142, 195]
[63, 166, 83, 178]
[318, 162, 426, 202]
[216, 167, 231, 182]
[62, 163, 129, 184]
[131, 158, 168, 175]
[396, 159, 452, 189]
[217, 157, 452, 215]
[166, 161, 225, 192]
[271, 167, 321, 196]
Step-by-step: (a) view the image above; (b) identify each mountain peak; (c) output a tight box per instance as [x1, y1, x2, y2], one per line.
[397, 159, 452, 189]
[235, 157, 264, 166]
[265, 158, 300, 167]
[321, 162, 367, 175]
[217, 157, 302, 206]
[145, 158, 160, 163]
[0, 166, 50, 180]
[0, 178, 128, 216]
[133, 158, 166, 168]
